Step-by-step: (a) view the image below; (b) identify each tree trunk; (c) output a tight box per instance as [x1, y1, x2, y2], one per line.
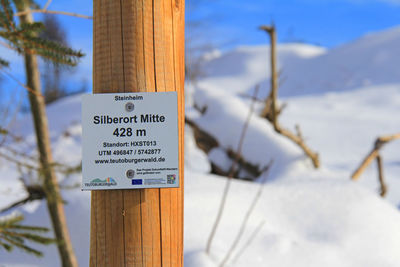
[17, 2, 78, 267]
[90, 0, 185, 266]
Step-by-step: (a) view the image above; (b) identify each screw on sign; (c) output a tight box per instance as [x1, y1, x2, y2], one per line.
[126, 169, 135, 179]
[125, 102, 134, 112]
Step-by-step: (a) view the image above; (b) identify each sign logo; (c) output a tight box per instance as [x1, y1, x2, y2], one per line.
[167, 174, 176, 184]
[132, 179, 143, 185]
[85, 177, 117, 187]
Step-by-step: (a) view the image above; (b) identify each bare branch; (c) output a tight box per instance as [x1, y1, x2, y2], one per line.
[228, 85, 260, 177]
[237, 93, 265, 103]
[351, 133, 400, 180]
[0, 150, 40, 171]
[14, 10, 92, 20]
[295, 124, 303, 140]
[206, 86, 259, 255]
[230, 220, 266, 265]
[219, 161, 273, 267]
[0, 185, 45, 214]
[376, 155, 387, 197]
[259, 24, 319, 168]
[43, 0, 53, 11]
[0, 69, 44, 98]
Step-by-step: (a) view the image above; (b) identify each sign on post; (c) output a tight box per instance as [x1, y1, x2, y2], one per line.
[82, 92, 179, 190]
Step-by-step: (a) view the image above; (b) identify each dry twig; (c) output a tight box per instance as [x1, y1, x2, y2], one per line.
[205, 86, 259, 255]
[259, 24, 320, 168]
[219, 161, 273, 267]
[0, 184, 45, 214]
[0, 69, 43, 98]
[230, 220, 266, 265]
[15, 10, 92, 20]
[351, 134, 399, 197]
[275, 124, 320, 168]
[376, 155, 387, 197]
[351, 133, 400, 180]
[14, 1, 92, 20]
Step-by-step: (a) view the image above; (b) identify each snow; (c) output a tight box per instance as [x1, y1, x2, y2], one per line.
[185, 173, 400, 267]
[279, 84, 400, 204]
[197, 43, 326, 97]
[1, 27, 400, 266]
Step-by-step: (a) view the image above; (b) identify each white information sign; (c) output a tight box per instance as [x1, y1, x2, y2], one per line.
[81, 92, 179, 190]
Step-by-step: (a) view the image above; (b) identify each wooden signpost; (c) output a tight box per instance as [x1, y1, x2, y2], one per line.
[90, 0, 184, 266]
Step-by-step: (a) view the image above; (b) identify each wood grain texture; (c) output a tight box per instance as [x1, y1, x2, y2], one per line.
[90, 0, 184, 266]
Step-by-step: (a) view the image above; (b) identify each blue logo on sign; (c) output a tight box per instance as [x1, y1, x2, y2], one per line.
[132, 179, 143, 185]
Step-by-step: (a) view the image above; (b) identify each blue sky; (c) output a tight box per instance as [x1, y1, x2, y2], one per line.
[1, 0, 400, 104]
[24, 0, 400, 52]
[187, 0, 400, 48]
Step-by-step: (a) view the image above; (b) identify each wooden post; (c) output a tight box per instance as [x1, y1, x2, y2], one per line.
[90, 0, 185, 266]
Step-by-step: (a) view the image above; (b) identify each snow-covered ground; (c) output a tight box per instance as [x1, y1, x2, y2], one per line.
[1, 26, 400, 266]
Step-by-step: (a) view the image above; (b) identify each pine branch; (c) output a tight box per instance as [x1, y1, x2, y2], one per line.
[1, 235, 43, 256]
[0, 213, 54, 257]
[3, 233, 24, 243]
[1, 2, 85, 67]
[23, 35, 84, 65]
[0, 0, 16, 31]
[3, 231, 54, 245]
[0, 32, 22, 52]
[5, 224, 48, 232]
[0, 127, 8, 135]
[0, 240, 13, 251]
[0, 213, 24, 226]
[18, 21, 43, 33]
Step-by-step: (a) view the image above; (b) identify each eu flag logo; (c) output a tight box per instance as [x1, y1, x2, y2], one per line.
[132, 179, 143, 185]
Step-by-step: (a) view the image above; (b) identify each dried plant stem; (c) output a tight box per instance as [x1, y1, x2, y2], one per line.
[14, 9, 92, 20]
[0, 150, 39, 170]
[376, 155, 387, 197]
[14, 0, 91, 20]
[259, 24, 319, 168]
[259, 25, 278, 128]
[230, 220, 266, 265]
[219, 162, 272, 267]
[43, 0, 53, 10]
[205, 87, 259, 255]
[275, 125, 320, 168]
[351, 133, 400, 180]
[0, 69, 43, 97]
